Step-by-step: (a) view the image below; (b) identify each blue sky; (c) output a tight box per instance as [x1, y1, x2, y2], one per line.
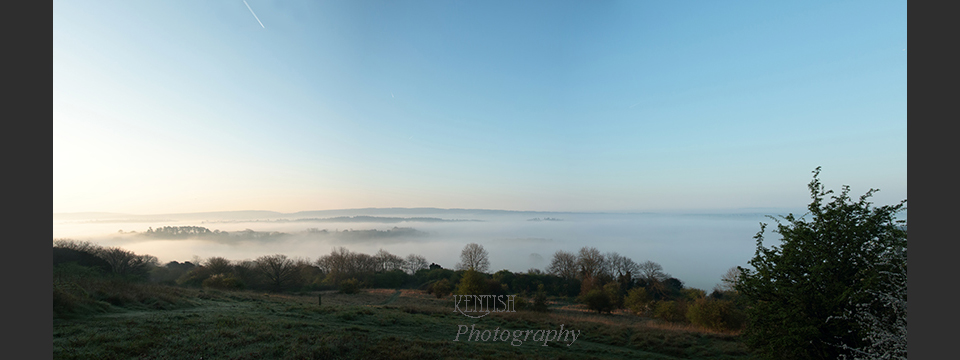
[53, 0, 907, 214]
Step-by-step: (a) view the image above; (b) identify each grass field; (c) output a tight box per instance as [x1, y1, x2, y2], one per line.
[53, 286, 752, 359]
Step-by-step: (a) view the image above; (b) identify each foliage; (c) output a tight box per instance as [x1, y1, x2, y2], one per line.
[201, 274, 245, 290]
[579, 289, 614, 314]
[735, 167, 907, 359]
[686, 298, 745, 332]
[454, 268, 486, 296]
[625, 287, 652, 315]
[653, 300, 688, 323]
[430, 278, 452, 298]
[339, 278, 361, 294]
[603, 281, 624, 309]
[372, 269, 408, 289]
[680, 288, 706, 301]
[532, 284, 549, 312]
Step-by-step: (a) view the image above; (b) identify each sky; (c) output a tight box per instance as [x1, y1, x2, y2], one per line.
[53, 0, 907, 215]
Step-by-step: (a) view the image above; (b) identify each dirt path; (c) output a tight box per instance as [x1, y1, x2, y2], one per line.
[378, 290, 401, 305]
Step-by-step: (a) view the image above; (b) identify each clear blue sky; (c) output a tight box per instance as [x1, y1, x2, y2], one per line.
[53, 0, 907, 214]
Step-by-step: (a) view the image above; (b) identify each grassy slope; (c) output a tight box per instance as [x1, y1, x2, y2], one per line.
[53, 287, 751, 359]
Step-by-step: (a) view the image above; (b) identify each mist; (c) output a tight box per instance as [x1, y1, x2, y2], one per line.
[52, 208, 796, 291]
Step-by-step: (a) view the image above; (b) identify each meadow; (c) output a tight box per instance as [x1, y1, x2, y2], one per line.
[53, 284, 751, 359]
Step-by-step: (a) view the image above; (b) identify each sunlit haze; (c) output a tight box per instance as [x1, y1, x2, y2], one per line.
[53, 1, 906, 291]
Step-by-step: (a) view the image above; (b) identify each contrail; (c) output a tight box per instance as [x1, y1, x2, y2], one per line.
[244, 0, 265, 28]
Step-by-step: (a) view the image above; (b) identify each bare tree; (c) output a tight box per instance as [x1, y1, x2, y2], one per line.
[606, 252, 640, 280]
[98, 247, 158, 278]
[53, 239, 102, 254]
[576, 247, 605, 280]
[233, 259, 259, 285]
[374, 249, 404, 272]
[548, 250, 579, 279]
[317, 247, 352, 283]
[718, 266, 741, 292]
[403, 254, 428, 274]
[204, 256, 233, 276]
[637, 260, 669, 283]
[456, 243, 490, 273]
[256, 254, 298, 291]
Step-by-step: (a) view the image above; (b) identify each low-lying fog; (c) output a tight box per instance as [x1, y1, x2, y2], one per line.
[52, 209, 799, 292]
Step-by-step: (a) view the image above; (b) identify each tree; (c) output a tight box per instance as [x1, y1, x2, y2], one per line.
[256, 254, 298, 291]
[456, 243, 490, 273]
[735, 167, 907, 360]
[718, 266, 741, 293]
[547, 250, 578, 279]
[637, 260, 669, 283]
[625, 287, 652, 315]
[432, 278, 452, 298]
[576, 247, 605, 280]
[455, 268, 487, 296]
[404, 254, 428, 275]
[98, 247, 158, 280]
[204, 256, 233, 276]
[374, 249, 404, 272]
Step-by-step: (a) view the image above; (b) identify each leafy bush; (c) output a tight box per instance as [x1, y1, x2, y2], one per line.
[625, 287, 652, 315]
[431, 279, 452, 298]
[653, 301, 688, 323]
[339, 278, 361, 294]
[455, 268, 486, 296]
[579, 289, 614, 314]
[202, 274, 245, 290]
[686, 298, 745, 332]
[603, 281, 623, 309]
[532, 284, 549, 312]
[680, 288, 706, 301]
[735, 168, 907, 359]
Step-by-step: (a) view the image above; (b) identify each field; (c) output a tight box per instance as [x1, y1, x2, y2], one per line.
[53, 285, 751, 359]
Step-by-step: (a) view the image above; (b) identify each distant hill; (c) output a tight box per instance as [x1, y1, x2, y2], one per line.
[54, 207, 831, 223]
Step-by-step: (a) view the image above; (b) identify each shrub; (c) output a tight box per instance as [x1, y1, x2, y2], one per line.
[579, 289, 614, 314]
[686, 298, 746, 331]
[202, 274, 245, 290]
[625, 287, 652, 315]
[653, 300, 688, 323]
[532, 284, 549, 312]
[432, 279, 452, 298]
[736, 168, 907, 358]
[339, 278, 360, 294]
[455, 268, 486, 296]
[603, 281, 623, 309]
[680, 288, 706, 301]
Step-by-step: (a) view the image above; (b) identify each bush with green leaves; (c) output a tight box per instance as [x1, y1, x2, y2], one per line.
[603, 281, 623, 309]
[338, 278, 361, 294]
[735, 167, 907, 359]
[686, 298, 745, 332]
[653, 300, 688, 323]
[201, 274, 245, 290]
[532, 284, 549, 312]
[431, 278, 452, 299]
[625, 287, 652, 315]
[579, 289, 614, 314]
[455, 268, 487, 296]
